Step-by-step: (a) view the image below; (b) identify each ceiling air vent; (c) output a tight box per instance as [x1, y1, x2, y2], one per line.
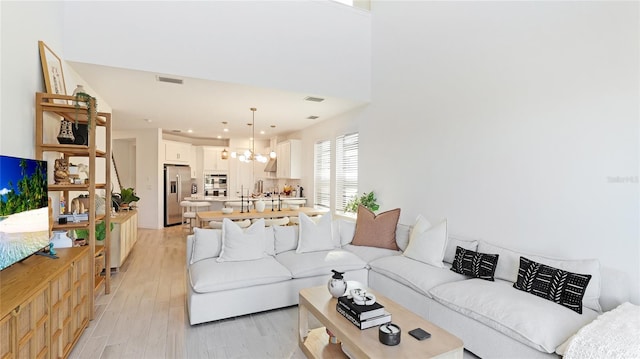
[307, 116, 320, 120]
[304, 96, 325, 102]
[156, 75, 184, 85]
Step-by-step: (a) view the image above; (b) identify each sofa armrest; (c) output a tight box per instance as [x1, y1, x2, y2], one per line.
[186, 234, 195, 265]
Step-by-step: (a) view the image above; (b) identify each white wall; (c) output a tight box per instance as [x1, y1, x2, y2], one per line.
[360, 1, 639, 301]
[0, 1, 64, 157]
[62, 1, 371, 102]
[113, 129, 162, 229]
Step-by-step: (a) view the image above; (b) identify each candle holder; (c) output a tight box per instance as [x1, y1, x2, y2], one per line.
[240, 186, 245, 213]
[278, 192, 282, 211]
[271, 196, 274, 212]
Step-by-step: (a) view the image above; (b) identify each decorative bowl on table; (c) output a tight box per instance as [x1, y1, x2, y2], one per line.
[221, 207, 233, 214]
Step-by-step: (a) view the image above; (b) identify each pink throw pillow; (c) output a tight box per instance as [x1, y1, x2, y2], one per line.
[351, 205, 400, 250]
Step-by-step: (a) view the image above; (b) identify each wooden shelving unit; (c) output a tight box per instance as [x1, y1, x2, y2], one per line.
[34, 92, 112, 319]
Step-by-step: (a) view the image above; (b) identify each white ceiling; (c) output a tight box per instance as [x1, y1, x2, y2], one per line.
[68, 62, 368, 142]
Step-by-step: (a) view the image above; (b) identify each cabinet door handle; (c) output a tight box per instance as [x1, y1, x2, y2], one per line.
[12, 305, 21, 316]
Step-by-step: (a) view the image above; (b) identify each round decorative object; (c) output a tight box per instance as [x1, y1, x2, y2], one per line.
[328, 269, 347, 298]
[57, 119, 75, 144]
[255, 199, 266, 213]
[51, 230, 73, 249]
[379, 323, 401, 346]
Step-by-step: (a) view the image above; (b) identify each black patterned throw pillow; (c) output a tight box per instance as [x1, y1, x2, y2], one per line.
[513, 256, 592, 314]
[450, 246, 499, 281]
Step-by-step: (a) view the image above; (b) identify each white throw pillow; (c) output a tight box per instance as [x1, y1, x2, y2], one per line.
[190, 227, 222, 264]
[217, 218, 266, 262]
[338, 219, 356, 246]
[403, 216, 448, 268]
[264, 226, 275, 256]
[273, 225, 299, 254]
[296, 213, 335, 253]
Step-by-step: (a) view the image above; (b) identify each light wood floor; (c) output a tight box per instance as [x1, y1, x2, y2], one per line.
[70, 225, 478, 359]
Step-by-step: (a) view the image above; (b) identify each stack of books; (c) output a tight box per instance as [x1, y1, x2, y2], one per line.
[59, 212, 89, 222]
[336, 296, 391, 330]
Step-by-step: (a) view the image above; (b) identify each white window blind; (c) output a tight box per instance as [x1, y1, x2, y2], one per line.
[336, 133, 358, 213]
[314, 140, 331, 209]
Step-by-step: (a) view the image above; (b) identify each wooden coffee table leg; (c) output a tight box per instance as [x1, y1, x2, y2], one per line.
[299, 302, 310, 345]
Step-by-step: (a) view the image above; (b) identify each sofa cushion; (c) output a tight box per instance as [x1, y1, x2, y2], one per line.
[338, 219, 356, 246]
[477, 241, 602, 312]
[352, 206, 401, 250]
[217, 218, 266, 262]
[343, 244, 401, 264]
[297, 213, 335, 253]
[369, 255, 467, 298]
[429, 279, 599, 353]
[443, 235, 478, 264]
[189, 256, 292, 293]
[450, 246, 499, 281]
[513, 256, 592, 314]
[275, 249, 366, 278]
[403, 217, 448, 268]
[273, 225, 298, 254]
[395, 223, 411, 251]
[190, 227, 222, 264]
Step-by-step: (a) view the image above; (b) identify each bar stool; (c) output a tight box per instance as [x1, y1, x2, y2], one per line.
[181, 201, 196, 232]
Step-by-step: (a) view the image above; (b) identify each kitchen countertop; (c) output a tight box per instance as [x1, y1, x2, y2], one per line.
[185, 196, 306, 202]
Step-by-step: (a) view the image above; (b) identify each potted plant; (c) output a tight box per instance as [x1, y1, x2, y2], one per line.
[74, 221, 114, 243]
[115, 187, 140, 210]
[345, 191, 380, 213]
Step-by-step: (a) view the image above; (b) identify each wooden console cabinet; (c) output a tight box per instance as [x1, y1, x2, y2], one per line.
[109, 210, 138, 270]
[0, 247, 91, 359]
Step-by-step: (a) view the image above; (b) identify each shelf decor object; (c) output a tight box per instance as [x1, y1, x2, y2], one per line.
[38, 41, 67, 103]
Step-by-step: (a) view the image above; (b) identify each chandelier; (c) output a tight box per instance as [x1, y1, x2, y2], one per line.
[228, 107, 269, 163]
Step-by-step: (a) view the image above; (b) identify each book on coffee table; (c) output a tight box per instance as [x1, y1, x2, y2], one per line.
[337, 295, 385, 320]
[336, 304, 391, 330]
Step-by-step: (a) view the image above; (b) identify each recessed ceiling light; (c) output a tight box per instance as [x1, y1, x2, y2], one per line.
[307, 115, 320, 120]
[304, 96, 325, 102]
[187, 129, 193, 133]
[217, 135, 222, 139]
[270, 125, 276, 128]
[260, 130, 265, 135]
[223, 128, 229, 132]
[144, 118, 152, 123]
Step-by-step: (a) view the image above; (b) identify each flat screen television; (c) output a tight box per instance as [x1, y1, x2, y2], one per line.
[0, 155, 49, 270]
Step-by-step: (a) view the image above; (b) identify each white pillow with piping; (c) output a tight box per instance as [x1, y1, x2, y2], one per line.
[190, 227, 222, 264]
[296, 213, 334, 253]
[403, 216, 448, 268]
[217, 218, 266, 262]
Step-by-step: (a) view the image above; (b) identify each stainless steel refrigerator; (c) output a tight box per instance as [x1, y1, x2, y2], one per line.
[164, 164, 192, 226]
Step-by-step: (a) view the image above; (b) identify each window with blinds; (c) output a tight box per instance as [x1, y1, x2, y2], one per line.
[314, 140, 331, 208]
[336, 133, 358, 213]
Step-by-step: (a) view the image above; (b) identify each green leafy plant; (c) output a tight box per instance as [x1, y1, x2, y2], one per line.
[74, 221, 114, 241]
[118, 187, 140, 205]
[345, 191, 380, 213]
[74, 92, 97, 130]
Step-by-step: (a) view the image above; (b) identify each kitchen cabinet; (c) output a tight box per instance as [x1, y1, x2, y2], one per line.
[165, 140, 191, 164]
[276, 140, 301, 179]
[202, 146, 229, 171]
[190, 146, 197, 178]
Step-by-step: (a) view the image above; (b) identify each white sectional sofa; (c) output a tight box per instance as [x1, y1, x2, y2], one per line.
[185, 215, 627, 359]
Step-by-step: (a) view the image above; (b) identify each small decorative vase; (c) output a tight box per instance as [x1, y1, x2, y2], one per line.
[57, 119, 75, 144]
[328, 270, 347, 298]
[255, 199, 266, 213]
[72, 84, 88, 100]
[51, 230, 73, 249]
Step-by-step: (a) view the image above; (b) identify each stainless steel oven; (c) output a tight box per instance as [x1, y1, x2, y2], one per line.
[204, 172, 228, 197]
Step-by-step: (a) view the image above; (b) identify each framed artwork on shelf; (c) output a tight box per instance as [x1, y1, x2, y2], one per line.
[38, 40, 67, 103]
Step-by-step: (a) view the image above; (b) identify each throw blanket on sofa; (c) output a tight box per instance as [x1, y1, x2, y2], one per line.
[564, 302, 640, 359]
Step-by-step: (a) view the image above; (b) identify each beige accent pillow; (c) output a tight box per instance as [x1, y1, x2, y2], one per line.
[351, 205, 400, 250]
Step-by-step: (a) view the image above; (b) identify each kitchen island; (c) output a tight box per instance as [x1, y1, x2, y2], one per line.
[184, 196, 306, 211]
[196, 207, 326, 228]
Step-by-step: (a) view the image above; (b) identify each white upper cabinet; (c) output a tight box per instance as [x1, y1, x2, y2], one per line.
[165, 140, 192, 164]
[276, 140, 301, 179]
[202, 146, 229, 172]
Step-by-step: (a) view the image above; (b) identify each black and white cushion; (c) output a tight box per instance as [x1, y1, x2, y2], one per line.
[450, 246, 499, 281]
[513, 256, 592, 314]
